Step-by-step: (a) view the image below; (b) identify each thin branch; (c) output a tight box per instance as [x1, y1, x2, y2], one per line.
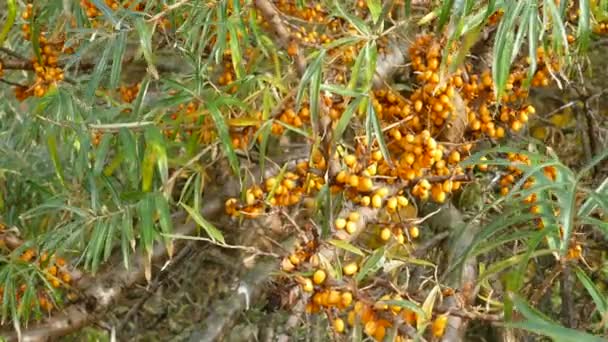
[161, 233, 280, 258]
[146, 0, 191, 22]
[0, 78, 27, 87]
[88, 121, 155, 131]
[0, 47, 27, 60]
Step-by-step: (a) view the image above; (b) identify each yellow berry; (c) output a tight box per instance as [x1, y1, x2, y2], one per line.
[302, 278, 314, 292]
[344, 154, 357, 167]
[360, 196, 371, 206]
[380, 228, 391, 241]
[371, 194, 383, 208]
[333, 318, 345, 333]
[397, 196, 409, 207]
[386, 197, 398, 212]
[343, 262, 358, 276]
[349, 175, 360, 188]
[313, 269, 327, 285]
[409, 226, 419, 239]
[341, 292, 353, 307]
[335, 218, 347, 230]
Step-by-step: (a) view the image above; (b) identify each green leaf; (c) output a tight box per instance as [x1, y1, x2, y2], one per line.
[355, 245, 385, 282]
[134, 18, 158, 79]
[320, 84, 363, 98]
[141, 144, 156, 192]
[86, 221, 109, 273]
[46, 128, 64, 185]
[438, 0, 455, 31]
[578, 178, 608, 217]
[181, 203, 225, 243]
[578, 0, 591, 52]
[546, 0, 569, 54]
[109, 31, 127, 89]
[492, 0, 526, 99]
[227, 20, 245, 79]
[335, 1, 371, 35]
[155, 193, 174, 257]
[333, 97, 363, 142]
[381, 300, 425, 318]
[368, 99, 392, 166]
[347, 46, 366, 91]
[507, 294, 605, 342]
[0, 0, 16, 47]
[90, 0, 121, 28]
[93, 133, 113, 176]
[132, 76, 150, 118]
[138, 194, 156, 255]
[363, 41, 378, 89]
[575, 267, 608, 315]
[121, 210, 135, 269]
[86, 45, 110, 102]
[366, 0, 382, 23]
[208, 102, 240, 177]
[145, 126, 168, 187]
[328, 239, 365, 256]
[257, 89, 273, 179]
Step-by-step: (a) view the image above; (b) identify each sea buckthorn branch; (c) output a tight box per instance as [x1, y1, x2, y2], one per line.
[255, 0, 307, 76]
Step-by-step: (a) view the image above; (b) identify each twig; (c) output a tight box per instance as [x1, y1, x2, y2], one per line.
[255, 0, 307, 76]
[0, 47, 27, 60]
[0, 58, 33, 70]
[88, 121, 155, 131]
[162, 143, 217, 195]
[412, 231, 449, 258]
[161, 233, 280, 258]
[146, 0, 191, 22]
[560, 265, 575, 328]
[0, 78, 27, 87]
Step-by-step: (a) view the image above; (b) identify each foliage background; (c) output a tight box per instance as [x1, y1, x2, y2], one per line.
[0, 0, 607, 341]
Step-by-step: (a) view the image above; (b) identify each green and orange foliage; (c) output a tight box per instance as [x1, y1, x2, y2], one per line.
[1, 0, 608, 340]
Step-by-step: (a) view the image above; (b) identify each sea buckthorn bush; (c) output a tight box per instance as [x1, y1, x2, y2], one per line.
[0, 0, 607, 341]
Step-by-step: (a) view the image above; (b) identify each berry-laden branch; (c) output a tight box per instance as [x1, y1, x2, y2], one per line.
[255, 0, 307, 76]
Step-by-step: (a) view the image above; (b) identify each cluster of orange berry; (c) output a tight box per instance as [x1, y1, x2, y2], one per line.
[0, 249, 74, 314]
[594, 21, 608, 34]
[277, 105, 310, 134]
[81, 0, 144, 18]
[276, 1, 327, 24]
[407, 35, 464, 133]
[298, 264, 449, 340]
[15, 4, 68, 100]
[493, 154, 585, 260]
[118, 83, 141, 103]
[226, 160, 324, 217]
